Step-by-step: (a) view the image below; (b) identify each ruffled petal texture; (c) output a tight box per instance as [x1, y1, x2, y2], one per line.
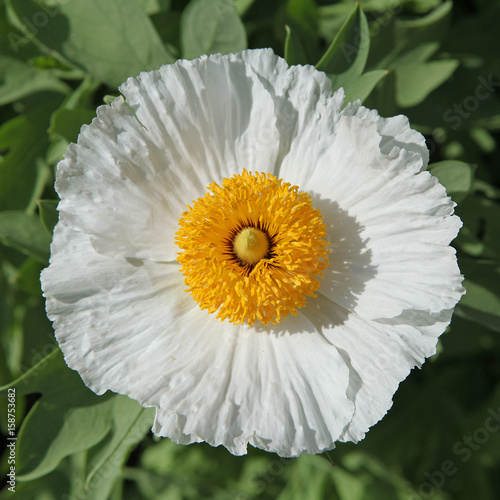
[42, 49, 464, 457]
[56, 52, 280, 262]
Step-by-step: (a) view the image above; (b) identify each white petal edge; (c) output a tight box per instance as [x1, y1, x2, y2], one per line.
[283, 114, 464, 320]
[56, 53, 281, 262]
[300, 291, 454, 443]
[42, 224, 358, 457]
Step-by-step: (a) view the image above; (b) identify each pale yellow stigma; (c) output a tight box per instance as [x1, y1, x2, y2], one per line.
[233, 227, 269, 265]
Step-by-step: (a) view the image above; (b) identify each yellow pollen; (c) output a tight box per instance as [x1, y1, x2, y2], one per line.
[233, 227, 269, 265]
[175, 170, 329, 326]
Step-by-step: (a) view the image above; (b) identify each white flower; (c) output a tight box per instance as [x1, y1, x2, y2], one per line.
[41, 49, 464, 457]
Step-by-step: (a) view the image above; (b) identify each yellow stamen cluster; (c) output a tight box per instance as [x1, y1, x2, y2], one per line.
[175, 170, 329, 326]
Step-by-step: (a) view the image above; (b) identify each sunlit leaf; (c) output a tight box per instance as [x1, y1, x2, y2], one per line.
[0, 212, 51, 263]
[6, 0, 174, 86]
[181, 0, 247, 59]
[428, 160, 474, 202]
[284, 25, 308, 66]
[0, 55, 69, 105]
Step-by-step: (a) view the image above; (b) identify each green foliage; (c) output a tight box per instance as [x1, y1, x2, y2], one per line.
[0, 211, 51, 262]
[6, 0, 174, 86]
[181, 0, 247, 59]
[0, 0, 499, 499]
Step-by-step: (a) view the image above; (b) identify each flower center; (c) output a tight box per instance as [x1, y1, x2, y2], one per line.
[175, 170, 329, 326]
[233, 227, 269, 265]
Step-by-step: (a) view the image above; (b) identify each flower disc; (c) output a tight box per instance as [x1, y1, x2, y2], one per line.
[176, 170, 329, 326]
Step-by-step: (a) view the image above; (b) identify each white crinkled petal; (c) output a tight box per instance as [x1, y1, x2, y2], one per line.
[43, 50, 465, 458]
[301, 292, 454, 442]
[342, 100, 430, 167]
[232, 49, 344, 179]
[57, 53, 280, 262]
[283, 114, 464, 320]
[42, 224, 355, 457]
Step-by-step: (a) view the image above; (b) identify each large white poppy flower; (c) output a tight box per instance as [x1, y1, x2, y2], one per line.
[41, 49, 464, 457]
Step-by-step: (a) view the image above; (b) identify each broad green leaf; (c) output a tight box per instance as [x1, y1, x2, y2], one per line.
[17, 396, 115, 481]
[393, 0, 453, 49]
[10, 258, 44, 295]
[1, 349, 115, 481]
[49, 108, 96, 143]
[84, 398, 154, 500]
[234, 0, 255, 16]
[181, 0, 247, 59]
[395, 59, 459, 108]
[6, 0, 174, 87]
[317, 2, 356, 42]
[316, 4, 369, 78]
[0, 469, 70, 500]
[0, 212, 52, 263]
[338, 69, 387, 104]
[0, 54, 69, 105]
[284, 0, 319, 62]
[137, 0, 171, 15]
[428, 160, 474, 202]
[37, 199, 59, 235]
[46, 137, 69, 166]
[0, 95, 62, 211]
[284, 25, 308, 66]
[373, 0, 453, 69]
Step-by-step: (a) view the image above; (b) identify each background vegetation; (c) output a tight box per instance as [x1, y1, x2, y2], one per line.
[1, 0, 499, 498]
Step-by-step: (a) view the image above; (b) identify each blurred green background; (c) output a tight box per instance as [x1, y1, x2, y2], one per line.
[1, 0, 499, 499]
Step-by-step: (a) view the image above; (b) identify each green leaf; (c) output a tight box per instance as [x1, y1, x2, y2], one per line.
[6, 0, 174, 87]
[181, 0, 247, 60]
[234, 0, 255, 17]
[284, 25, 308, 66]
[393, 0, 453, 54]
[395, 59, 459, 108]
[373, 0, 453, 69]
[49, 108, 96, 143]
[0, 211, 52, 263]
[284, 0, 319, 63]
[0, 96, 62, 211]
[317, 2, 356, 42]
[10, 258, 44, 295]
[137, 0, 171, 15]
[84, 398, 154, 500]
[428, 160, 474, 202]
[37, 199, 59, 235]
[0, 54, 69, 105]
[338, 69, 387, 104]
[1, 349, 152, 490]
[1, 349, 115, 480]
[316, 4, 369, 78]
